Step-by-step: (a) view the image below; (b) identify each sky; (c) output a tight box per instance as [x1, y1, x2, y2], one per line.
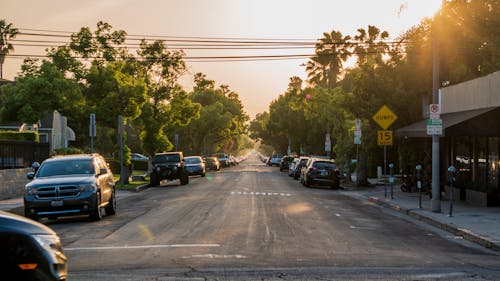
[1, 0, 442, 119]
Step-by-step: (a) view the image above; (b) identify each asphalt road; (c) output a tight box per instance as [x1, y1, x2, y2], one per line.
[46, 152, 500, 281]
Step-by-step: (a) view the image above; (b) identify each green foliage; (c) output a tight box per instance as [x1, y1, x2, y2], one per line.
[0, 130, 38, 142]
[53, 147, 84, 156]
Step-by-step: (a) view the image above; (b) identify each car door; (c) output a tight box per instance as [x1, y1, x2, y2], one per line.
[95, 157, 113, 204]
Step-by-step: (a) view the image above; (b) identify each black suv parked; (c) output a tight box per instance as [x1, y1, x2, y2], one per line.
[0, 211, 67, 281]
[24, 154, 116, 222]
[150, 152, 189, 186]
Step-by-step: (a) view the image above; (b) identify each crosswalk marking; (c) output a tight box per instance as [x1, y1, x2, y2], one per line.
[231, 191, 291, 197]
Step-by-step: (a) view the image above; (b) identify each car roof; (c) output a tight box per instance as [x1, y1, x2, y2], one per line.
[45, 154, 98, 162]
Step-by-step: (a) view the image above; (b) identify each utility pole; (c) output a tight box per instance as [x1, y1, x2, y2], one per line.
[431, 3, 442, 213]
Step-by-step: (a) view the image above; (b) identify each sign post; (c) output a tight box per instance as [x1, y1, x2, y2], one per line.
[89, 113, 96, 153]
[373, 105, 397, 196]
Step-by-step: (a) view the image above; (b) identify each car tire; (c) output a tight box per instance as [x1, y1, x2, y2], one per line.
[180, 172, 189, 185]
[105, 189, 117, 216]
[90, 192, 102, 221]
[150, 172, 160, 186]
[201, 171, 206, 177]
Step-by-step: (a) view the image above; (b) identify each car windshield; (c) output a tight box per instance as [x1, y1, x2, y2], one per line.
[185, 157, 201, 164]
[36, 159, 94, 177]
[312, 161, 336, 170]
[154, 154, 180, 163]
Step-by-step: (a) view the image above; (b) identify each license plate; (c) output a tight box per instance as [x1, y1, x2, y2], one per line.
[51, 200, 63, 207]
[320, 171, 327, 176]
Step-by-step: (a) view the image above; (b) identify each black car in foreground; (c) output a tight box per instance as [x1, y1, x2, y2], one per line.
[24, 154, 116, 222]
[0, 211, 67, 281]
[301, 158, 340, 189]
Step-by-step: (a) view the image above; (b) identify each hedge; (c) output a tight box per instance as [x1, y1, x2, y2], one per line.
[0, 130, 39, 142]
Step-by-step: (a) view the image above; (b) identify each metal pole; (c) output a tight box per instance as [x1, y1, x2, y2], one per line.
[384, 145, 387, 198]
[448, 166, 456, 217]
[118, 115, 124, 185]
[389, 163, 394, 199]
[431, 1, 442, 213]
[417, 164, 423, 209]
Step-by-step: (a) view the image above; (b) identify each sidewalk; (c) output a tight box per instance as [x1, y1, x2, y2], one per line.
[341, 181, 500, 252]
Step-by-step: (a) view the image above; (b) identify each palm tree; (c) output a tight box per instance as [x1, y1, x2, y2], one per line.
[353, 25, 389, 67]
[0, 19, 19, 79]
[306, 30, 352, 91]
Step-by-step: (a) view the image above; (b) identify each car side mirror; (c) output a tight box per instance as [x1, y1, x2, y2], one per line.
[99, 168, 107, 175]
[27, 172, 35, 180]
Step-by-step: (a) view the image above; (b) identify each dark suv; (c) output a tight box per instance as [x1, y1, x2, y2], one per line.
[150, 152, 189, 186]
[24, 154, 116, 221]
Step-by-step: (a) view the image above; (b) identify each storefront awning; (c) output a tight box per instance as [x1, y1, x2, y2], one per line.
[395, 107, 500, 138]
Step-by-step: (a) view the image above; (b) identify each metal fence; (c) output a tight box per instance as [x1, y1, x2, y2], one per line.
[0, 141, 50, 169]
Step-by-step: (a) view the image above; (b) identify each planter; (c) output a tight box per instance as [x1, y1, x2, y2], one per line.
[466, 189, 488, 207]
[443, 185, 461, 201]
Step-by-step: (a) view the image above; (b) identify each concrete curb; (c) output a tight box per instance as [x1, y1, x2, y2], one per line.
[367, 196, 500, 252]
[134, 183, 150, 192]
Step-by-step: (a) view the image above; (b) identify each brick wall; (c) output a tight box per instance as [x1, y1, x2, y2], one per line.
[0, 168, 31, 200]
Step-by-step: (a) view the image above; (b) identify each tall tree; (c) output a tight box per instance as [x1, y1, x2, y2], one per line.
[0, 19, 18, 79]
[306, 30, 351, 91]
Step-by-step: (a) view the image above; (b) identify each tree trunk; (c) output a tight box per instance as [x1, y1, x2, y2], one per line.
[356, 146, 370, 186]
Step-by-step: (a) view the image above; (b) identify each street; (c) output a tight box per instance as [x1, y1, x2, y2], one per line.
[47, 152, 500, 281]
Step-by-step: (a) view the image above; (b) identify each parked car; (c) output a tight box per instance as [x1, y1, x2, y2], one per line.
[293, 156, 310, 180]
[301, 158, 340, 189]
[150, 152, 189, 186]
[204, 157, 220, 171]
[0, 211, 67, 281]
[184, 156, 206, 177]
[24, 154, 116, 222]
[279, 156, 294, 172]
[268, 154, 282, 166]
[288, 157, 300, 177]
[131, 153, 149, 162]
[213, 152, 230, 167]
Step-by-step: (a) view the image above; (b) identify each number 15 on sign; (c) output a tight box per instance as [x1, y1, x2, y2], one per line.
[377, 130, 393, 146]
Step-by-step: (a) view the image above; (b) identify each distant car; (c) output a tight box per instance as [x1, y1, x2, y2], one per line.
[204, 157, 220, 171]
[301, 158, 340, 189]
[150, 152, 189, 186]
[213, 152, 230, 167]
[288, 157, 299, 177]
[293, 156, 310, 180]
[24, 154, 116, 221]
[279, 156, 294, 172]
[131, 153, 149, 161]
[0, 211, 67, 281]
[184, 156, 206, 177]
[268, 154, 282, 166]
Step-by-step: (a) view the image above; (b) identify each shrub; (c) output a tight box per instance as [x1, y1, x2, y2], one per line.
[0, 130, 39, 142]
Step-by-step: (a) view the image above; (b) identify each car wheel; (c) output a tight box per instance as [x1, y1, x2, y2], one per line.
[201, 171, 206, 177]
[90, 192, 102, 221]
[105, 189, 117, 216]
[180, 172, 189, 185]
[150, 172, 160, 186]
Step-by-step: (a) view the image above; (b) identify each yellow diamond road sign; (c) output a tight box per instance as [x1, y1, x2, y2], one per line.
[372, 105, 397, 130]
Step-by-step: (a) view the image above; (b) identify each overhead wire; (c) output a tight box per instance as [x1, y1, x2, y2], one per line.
[5, 28, 413, 62]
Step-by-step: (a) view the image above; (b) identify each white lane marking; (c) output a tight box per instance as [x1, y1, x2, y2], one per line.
[183, 254, 246, 259]
[65, 244, 220, 251]
[335, 213, 341, 217]
[231, 191, 291, 197]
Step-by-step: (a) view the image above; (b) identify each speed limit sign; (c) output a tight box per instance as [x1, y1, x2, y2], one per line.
[377, 130, 393, 146]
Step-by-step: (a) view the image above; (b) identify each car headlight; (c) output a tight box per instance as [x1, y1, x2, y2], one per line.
[77, 184, 97, 192]
[25, 187, 35, 195]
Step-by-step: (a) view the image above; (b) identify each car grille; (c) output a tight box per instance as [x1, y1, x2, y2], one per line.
[35, 186, 80, 199]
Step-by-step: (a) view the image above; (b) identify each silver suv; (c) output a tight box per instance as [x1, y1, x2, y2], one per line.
[24, 154, 116, 221]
